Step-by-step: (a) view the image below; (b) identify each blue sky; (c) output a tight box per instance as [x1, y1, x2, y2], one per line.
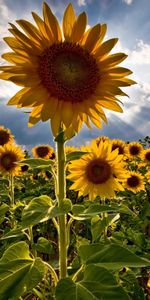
[0, 0, 150, 149]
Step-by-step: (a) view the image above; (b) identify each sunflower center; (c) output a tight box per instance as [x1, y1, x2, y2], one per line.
[38, 42, 100, 103]
[0, 131, 10, 146]
[112, 144, 124, 155]
[130, 146, 140, 155]
[21, 164, 29, 172]
[87, 159, 111, 184]
[36, 146, 49, 158]
[127, 175, 140, 187]
[145, 151, 150, 161]
[0, 153, 17, 170]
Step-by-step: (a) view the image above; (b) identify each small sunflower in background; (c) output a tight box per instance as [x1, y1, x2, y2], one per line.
[124, 171, 145, 193]
[32, 145, 55, 159]
[0, 126, 14, 146]
[0, 2, 135, 137]
[94, 136, 109, 146]
[64, 146, 79, 154]
[145, 170, 150, 184]
[20, 164, 29, 173]
[127, 142, 143, 159]
[141, 148, 150, 164]
[67, 140, 127, 199]
[111, 139, 127, 156]
[0, 144, 24, 176]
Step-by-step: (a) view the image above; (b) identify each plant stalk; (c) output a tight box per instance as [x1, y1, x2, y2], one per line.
[56, 138, 67, 279]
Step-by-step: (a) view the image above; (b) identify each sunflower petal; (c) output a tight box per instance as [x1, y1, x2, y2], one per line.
[100, 53, 128, 68]
[82, 24, 101, 52]
[95, 38, 118, 59]
[16, 20, 42, 45]
[43, 2, 62, 42]
[63, 3, 76, 41]
[99, 99, 123, 112]
[71, 12, 87, 43]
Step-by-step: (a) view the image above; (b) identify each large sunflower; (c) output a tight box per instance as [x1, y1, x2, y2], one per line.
[0, 3, 135, 137]
[0, 126, 14, 146]
[124, 171, 145, 193]
[67, 140, 127, 199]
[0, 144, 24, 176]
[32, 144, 55, 159]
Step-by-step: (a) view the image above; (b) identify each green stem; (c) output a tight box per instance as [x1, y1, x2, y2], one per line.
[101, 198, 107, 238]
[9, 174, 14, 207]
[28, 226, 37, 257]
[9, 174, 16, 228]
[56, 139, 67, 279]
[44, 261, 59, 286]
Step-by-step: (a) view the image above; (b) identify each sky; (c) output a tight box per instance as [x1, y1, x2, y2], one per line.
[0, 0, 150, 150]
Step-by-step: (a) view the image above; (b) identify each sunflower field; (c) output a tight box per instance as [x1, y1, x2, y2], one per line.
[0, 2, 150, 300]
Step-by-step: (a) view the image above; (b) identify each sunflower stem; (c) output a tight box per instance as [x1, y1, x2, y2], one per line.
[56, 138, 67, 279]
[9, 174, 16, 228]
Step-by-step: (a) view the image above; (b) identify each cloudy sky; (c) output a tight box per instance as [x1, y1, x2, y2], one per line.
[0, 0, 150, 149]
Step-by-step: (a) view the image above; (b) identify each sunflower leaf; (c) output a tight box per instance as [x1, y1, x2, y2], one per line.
[66, 151, 88, 163]
[56, 264, 130, 300]
[0, 241, 45, 300]
[20, 158, 54, 168]
[79, 243, 150, 269]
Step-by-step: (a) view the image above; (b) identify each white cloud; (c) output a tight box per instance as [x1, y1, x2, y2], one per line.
[78, 0, 86, 7]
[128, 40, 150, 65]
[122, 0, 133, 5]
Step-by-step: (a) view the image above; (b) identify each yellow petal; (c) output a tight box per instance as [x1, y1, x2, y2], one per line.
[94, 38, 118, 59]
[110, 78, 136, 86]
[63, 3, 76, 41]
[7, 88, 30, 105]
[16, 19, 42, 45]
[109, 67, 133, 77]
[99, 99, 123, 112]
[100, 53, 128, 68]
[2, 52, 30, 64]
[18, 86, 48, 107]
[41, 97, 58, 121]
[32, 12, 49, 40]
[71, 12, 87, 43]
[82, 24, 101, 52]
[9, 74, 40, 86]
[61, 101, 74, 127]
[43, 2, 62, 42]
[93, 24, 107, 51]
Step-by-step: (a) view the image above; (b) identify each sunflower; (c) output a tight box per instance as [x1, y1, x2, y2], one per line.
[111, 139, 127, 155]
[124, 171, 145, 193]
[67, 140, 127, 199]
[0, 3, 135, 137]
[32, 144, 55, 159]
[127, 142, 143, 158]
[20, 164, 29, 173]
[65, 145, 79, 154]
[145, 171, 150, 184]
[94, 136, 109, 147]
[141, 148, 150, 164]
[0, 126, 14, 146]
[0, 144, 24, 176]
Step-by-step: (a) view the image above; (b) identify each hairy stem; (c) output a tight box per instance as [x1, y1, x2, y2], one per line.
[56, 139, 67, 279]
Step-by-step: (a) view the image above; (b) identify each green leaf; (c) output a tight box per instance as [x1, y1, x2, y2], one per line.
[56, 264, 130, 300]
[22, 195, 71, 228]
[91, 213, 120, 241]
[66, 151, 88, 163]
[0, 227, 24, 240]
[79, 243, 150, 269]
[0, 241, 45, 300]
[0, 203, 9, 224]
[20, 158, 54, 168]
[34, 237, 53, 254]
[72, 203, 135, 220]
